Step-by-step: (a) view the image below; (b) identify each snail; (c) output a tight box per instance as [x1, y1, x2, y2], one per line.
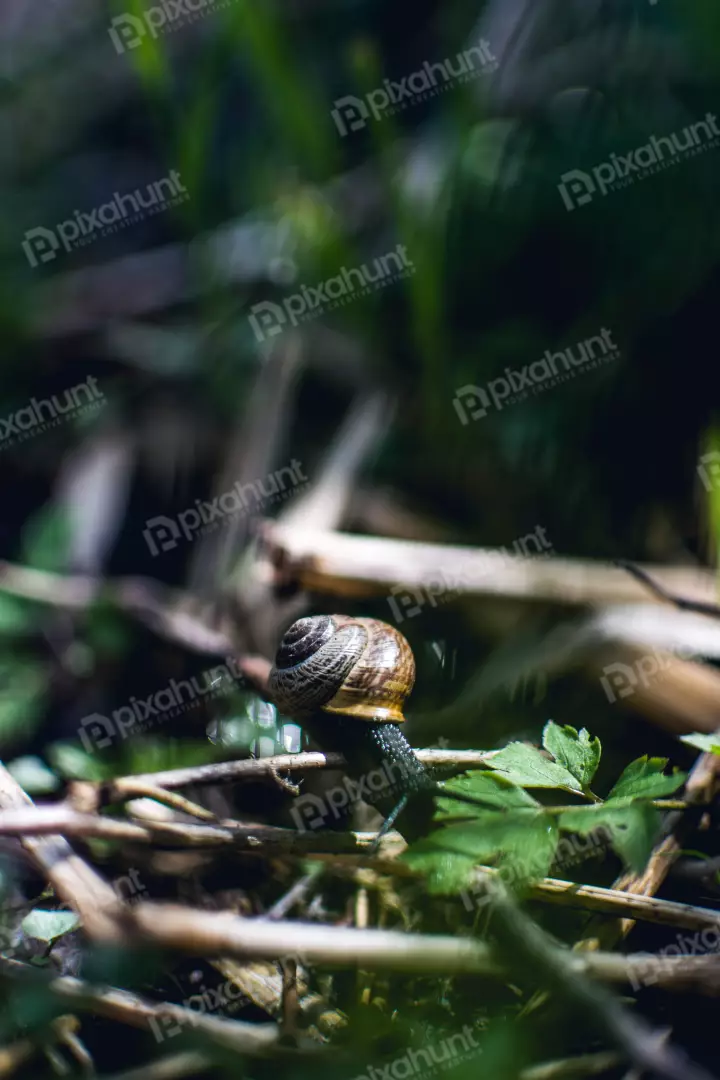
[269, 615, 472, 841]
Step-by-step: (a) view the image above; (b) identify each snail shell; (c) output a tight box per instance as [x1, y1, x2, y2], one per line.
[269, 615, 415, 723]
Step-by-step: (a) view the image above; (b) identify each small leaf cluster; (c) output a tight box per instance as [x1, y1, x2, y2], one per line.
[403, 722, 686, 895]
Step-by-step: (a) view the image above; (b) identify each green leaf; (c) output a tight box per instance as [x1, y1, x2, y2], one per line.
[607, 756, 686, 801]
[542, 722, 601, 787]
[401, 844, 477, 895]
[21, 505, 71, 573]
[559, 804, 660, 873]
[47, 741, 113, 782]
[7, 757, 59, 795]
[0, 657, 46, 749]
[0, 595, 35, 635]
[680, 732, 720, 755]
[435, 770, 540, 819]
[486, 742, 583, 793]
[21, 909, 80, 944]
[407, 810, 560, 890]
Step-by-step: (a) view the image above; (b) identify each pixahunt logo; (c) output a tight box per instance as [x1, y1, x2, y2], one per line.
[249, 244, 414, 343]
[354, 1024, 482, 1080]
[388, 526, 553, 623]
[558, 113, 720, 210]
[0, 378, 104, 450]
[143, 460, 308, 556]
[453, 329, 619, 424]
[331, 39, 497, 136]
[22, 171, 188, 267]
[149, 975, 248, 1043]
[291, 757, 416, 833]
[698, 451, 720, 492]
[109, 0, 236, 54]
[78, 658, 244, 751]
[600, 648, 696, 704]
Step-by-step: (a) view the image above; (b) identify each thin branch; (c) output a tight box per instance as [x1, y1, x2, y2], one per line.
[106, 748, 499, 795]
[70, 781, 220, 822]
[520, 1052, 623, 1080]
[0, 764, 125, 940]
[490, 870, 720, 933]
[480, 878, 715, 1080]
[1, 800, 719, 934]
[592, 742, 720, 944]
[102, 1052, 212, 1080]
[0, 805, 379, 854]
[616, 561, 720, 620]
[82, 900, 720, 998]
[266, 527, 718, 609]
[0, 959, 290, 1059]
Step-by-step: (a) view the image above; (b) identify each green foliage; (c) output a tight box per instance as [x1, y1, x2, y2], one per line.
[21, 504, 71, 572]
[680, 731, 720, 754]
[542, 721, 601, 789]
[0, 595, 35, 635]
[435, 770, 539, 819]
[558, 803, 660, 874]
[21, 909, 81, 944]
[0, 656, 46, 749]
[48, 741, 114, 782]
[6, 755, 60, 795]
[606, 755, 686, 800]
[405, 725, 687, 892]
[483, 740, 583, 793]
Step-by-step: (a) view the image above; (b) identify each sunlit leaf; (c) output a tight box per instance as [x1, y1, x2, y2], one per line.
[401, 844, 477, 895]
[7, 756, 59, 795]
[542, 722, 601, 787]
[406, 810, 559, 891]
[486, 742, 582, 792]
[435, 770, 540, 820]
[680, 732, 720, 755]
[21, 909, 80, 944]
[559, 804, 660, 873]
[607, 756, 686, 801]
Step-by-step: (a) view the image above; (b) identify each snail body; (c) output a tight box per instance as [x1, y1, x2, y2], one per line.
[269, 615, 436, 840]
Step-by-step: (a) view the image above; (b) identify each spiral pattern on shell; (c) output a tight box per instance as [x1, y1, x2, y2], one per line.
[269, 615, 415, 723]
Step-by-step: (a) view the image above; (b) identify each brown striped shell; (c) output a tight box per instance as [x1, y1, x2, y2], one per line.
[268, 615, 415, 723]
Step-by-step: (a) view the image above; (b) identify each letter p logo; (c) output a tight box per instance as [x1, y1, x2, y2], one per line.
[698, 451, 720, 493]
[453, 385, 492, 424]
[248, 301, 286, 343]
[600, 662, 639, 703]
[79, 713, 115, 752]
[331, 96, 370, 136]
[22, 227, 60, 269]
[143, 516, 181, 556]
[290, 793, 328, 832]
[557, 169, 596, 211]
[108, 14, 147, 54]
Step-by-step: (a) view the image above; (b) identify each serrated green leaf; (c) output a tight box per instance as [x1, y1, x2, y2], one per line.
[542, 721, 601, 787]
[607, 756, 686, 801]
[435, 770, 540, 820]
[401, 844, 477, 895]
[559, 803, 660, 873]
[486, 742, 583, 792]
[21, 909, 80, 944]
[680, 732, 720, 755]
[407, 810, 559, 890]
